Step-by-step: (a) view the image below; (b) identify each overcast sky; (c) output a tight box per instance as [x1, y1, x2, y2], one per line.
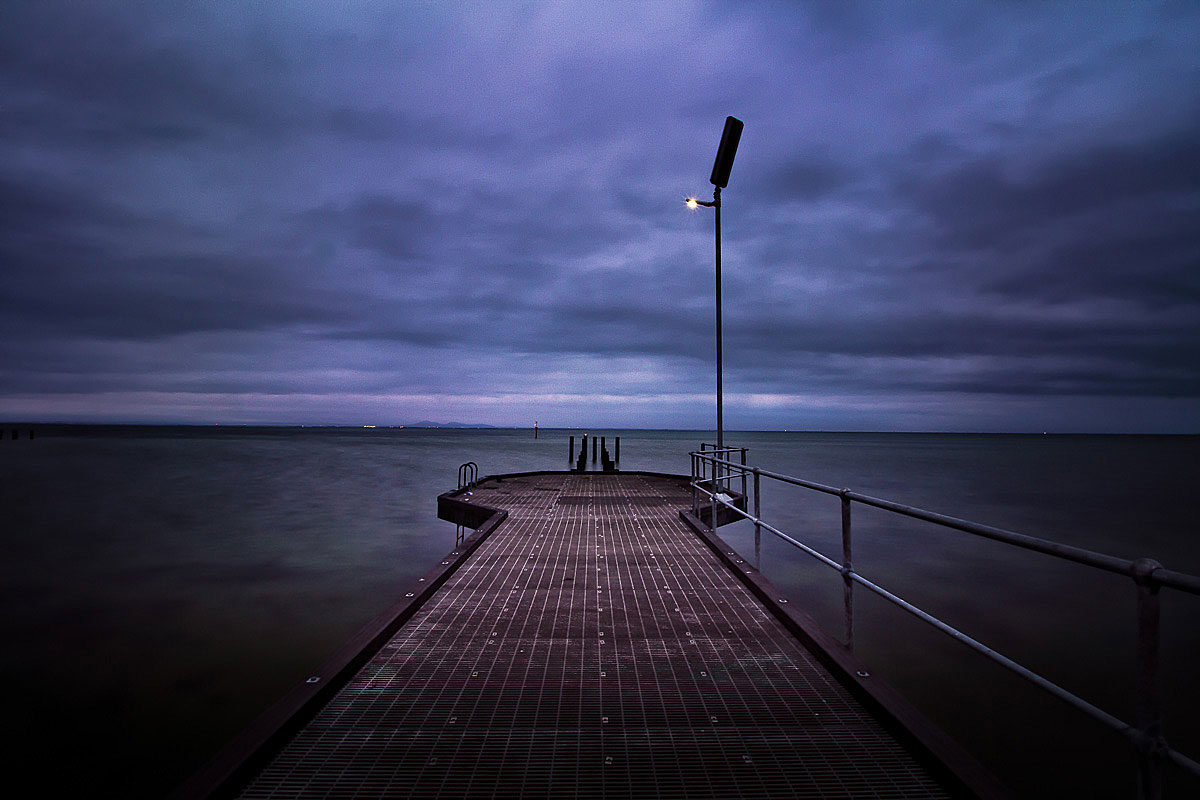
[1, 1, 1197, 431]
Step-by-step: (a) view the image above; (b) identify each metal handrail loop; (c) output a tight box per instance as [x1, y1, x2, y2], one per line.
[457, 461, 478, 490]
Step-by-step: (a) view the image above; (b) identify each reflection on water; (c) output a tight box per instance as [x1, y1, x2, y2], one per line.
[1, 428, 1196, 797]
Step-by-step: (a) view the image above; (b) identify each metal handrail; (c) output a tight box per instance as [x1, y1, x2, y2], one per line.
[454, 462, 480, 546]
[699, 443, 749, 503]
[695, 452, 1200, 593]
[689, 448, 1200, 796]
[457, 461, 478, 490]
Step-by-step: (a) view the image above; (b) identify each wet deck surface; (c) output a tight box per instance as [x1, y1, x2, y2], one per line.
[237, 473, 953, 799]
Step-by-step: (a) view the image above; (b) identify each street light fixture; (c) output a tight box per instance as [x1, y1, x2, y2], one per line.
[686, 115, 743, 449]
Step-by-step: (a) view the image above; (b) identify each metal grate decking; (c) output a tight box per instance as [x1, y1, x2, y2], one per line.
[237, 473, 954, 799]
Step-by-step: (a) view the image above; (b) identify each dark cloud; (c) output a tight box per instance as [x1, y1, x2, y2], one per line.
[757, 153, 858, 202]
[1, 1, 1197, 430]
[297, 194, 443, 261]
[899, 130, 1200, 251]
[0, 173, 345, 341]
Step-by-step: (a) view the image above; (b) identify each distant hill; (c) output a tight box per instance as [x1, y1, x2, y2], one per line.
[406, 420, 497, 429]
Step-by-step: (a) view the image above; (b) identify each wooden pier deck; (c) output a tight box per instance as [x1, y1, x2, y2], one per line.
[191, 471, 999, 799]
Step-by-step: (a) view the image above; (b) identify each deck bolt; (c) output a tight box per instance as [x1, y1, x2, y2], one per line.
[405, 592, 414, 597]
[306, 676, 320, 684]
[856, 670, 870, 678]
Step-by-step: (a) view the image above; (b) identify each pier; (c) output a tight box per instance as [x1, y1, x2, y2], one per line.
[179, 469, 1002, 799]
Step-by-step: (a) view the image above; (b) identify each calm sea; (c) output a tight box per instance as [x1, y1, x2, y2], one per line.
[1, 427, 1197, 798]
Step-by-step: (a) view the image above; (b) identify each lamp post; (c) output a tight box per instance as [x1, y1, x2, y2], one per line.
[687, 116, 743, 450]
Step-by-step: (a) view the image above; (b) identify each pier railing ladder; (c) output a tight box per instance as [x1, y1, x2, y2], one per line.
[454, 462, 479, 545]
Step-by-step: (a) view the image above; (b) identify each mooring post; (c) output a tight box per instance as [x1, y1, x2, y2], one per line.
[1133, 558, 1164, 800]
[592, 435, 597, 463]
[841, 489, 854, 651]
[615, 437, 620, 464]
[535, 421, 538, 439]
[569, 436, 575, 464]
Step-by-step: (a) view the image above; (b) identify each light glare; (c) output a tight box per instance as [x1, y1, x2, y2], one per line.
[686, 197, 698, 209]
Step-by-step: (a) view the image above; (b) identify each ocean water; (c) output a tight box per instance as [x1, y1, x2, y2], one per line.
[1, 427, 1197, 798]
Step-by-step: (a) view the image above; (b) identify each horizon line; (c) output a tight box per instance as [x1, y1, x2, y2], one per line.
[2, 421, 1196, 436]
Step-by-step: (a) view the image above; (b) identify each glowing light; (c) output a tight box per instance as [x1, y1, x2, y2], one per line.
[686, 197, 698, 209]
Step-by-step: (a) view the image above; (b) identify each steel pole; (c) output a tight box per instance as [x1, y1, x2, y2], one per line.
[714, 186, 723, 449]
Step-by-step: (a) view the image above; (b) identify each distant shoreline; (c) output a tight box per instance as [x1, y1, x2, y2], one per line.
[0, 422, 1194, 436]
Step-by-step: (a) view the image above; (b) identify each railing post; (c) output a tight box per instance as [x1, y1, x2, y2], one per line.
[691, 453, 698, 514]
[740, 447, 747, 501]
[1133, 558, 1164, 800]
[841, 489, 853, 651]
[753, 468, 761, 569]
[710, 464, 718, 532]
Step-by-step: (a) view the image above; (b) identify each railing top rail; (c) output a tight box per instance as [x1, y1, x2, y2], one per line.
[689, 476, 1200, 783]
[689, 451, 1200, 596]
